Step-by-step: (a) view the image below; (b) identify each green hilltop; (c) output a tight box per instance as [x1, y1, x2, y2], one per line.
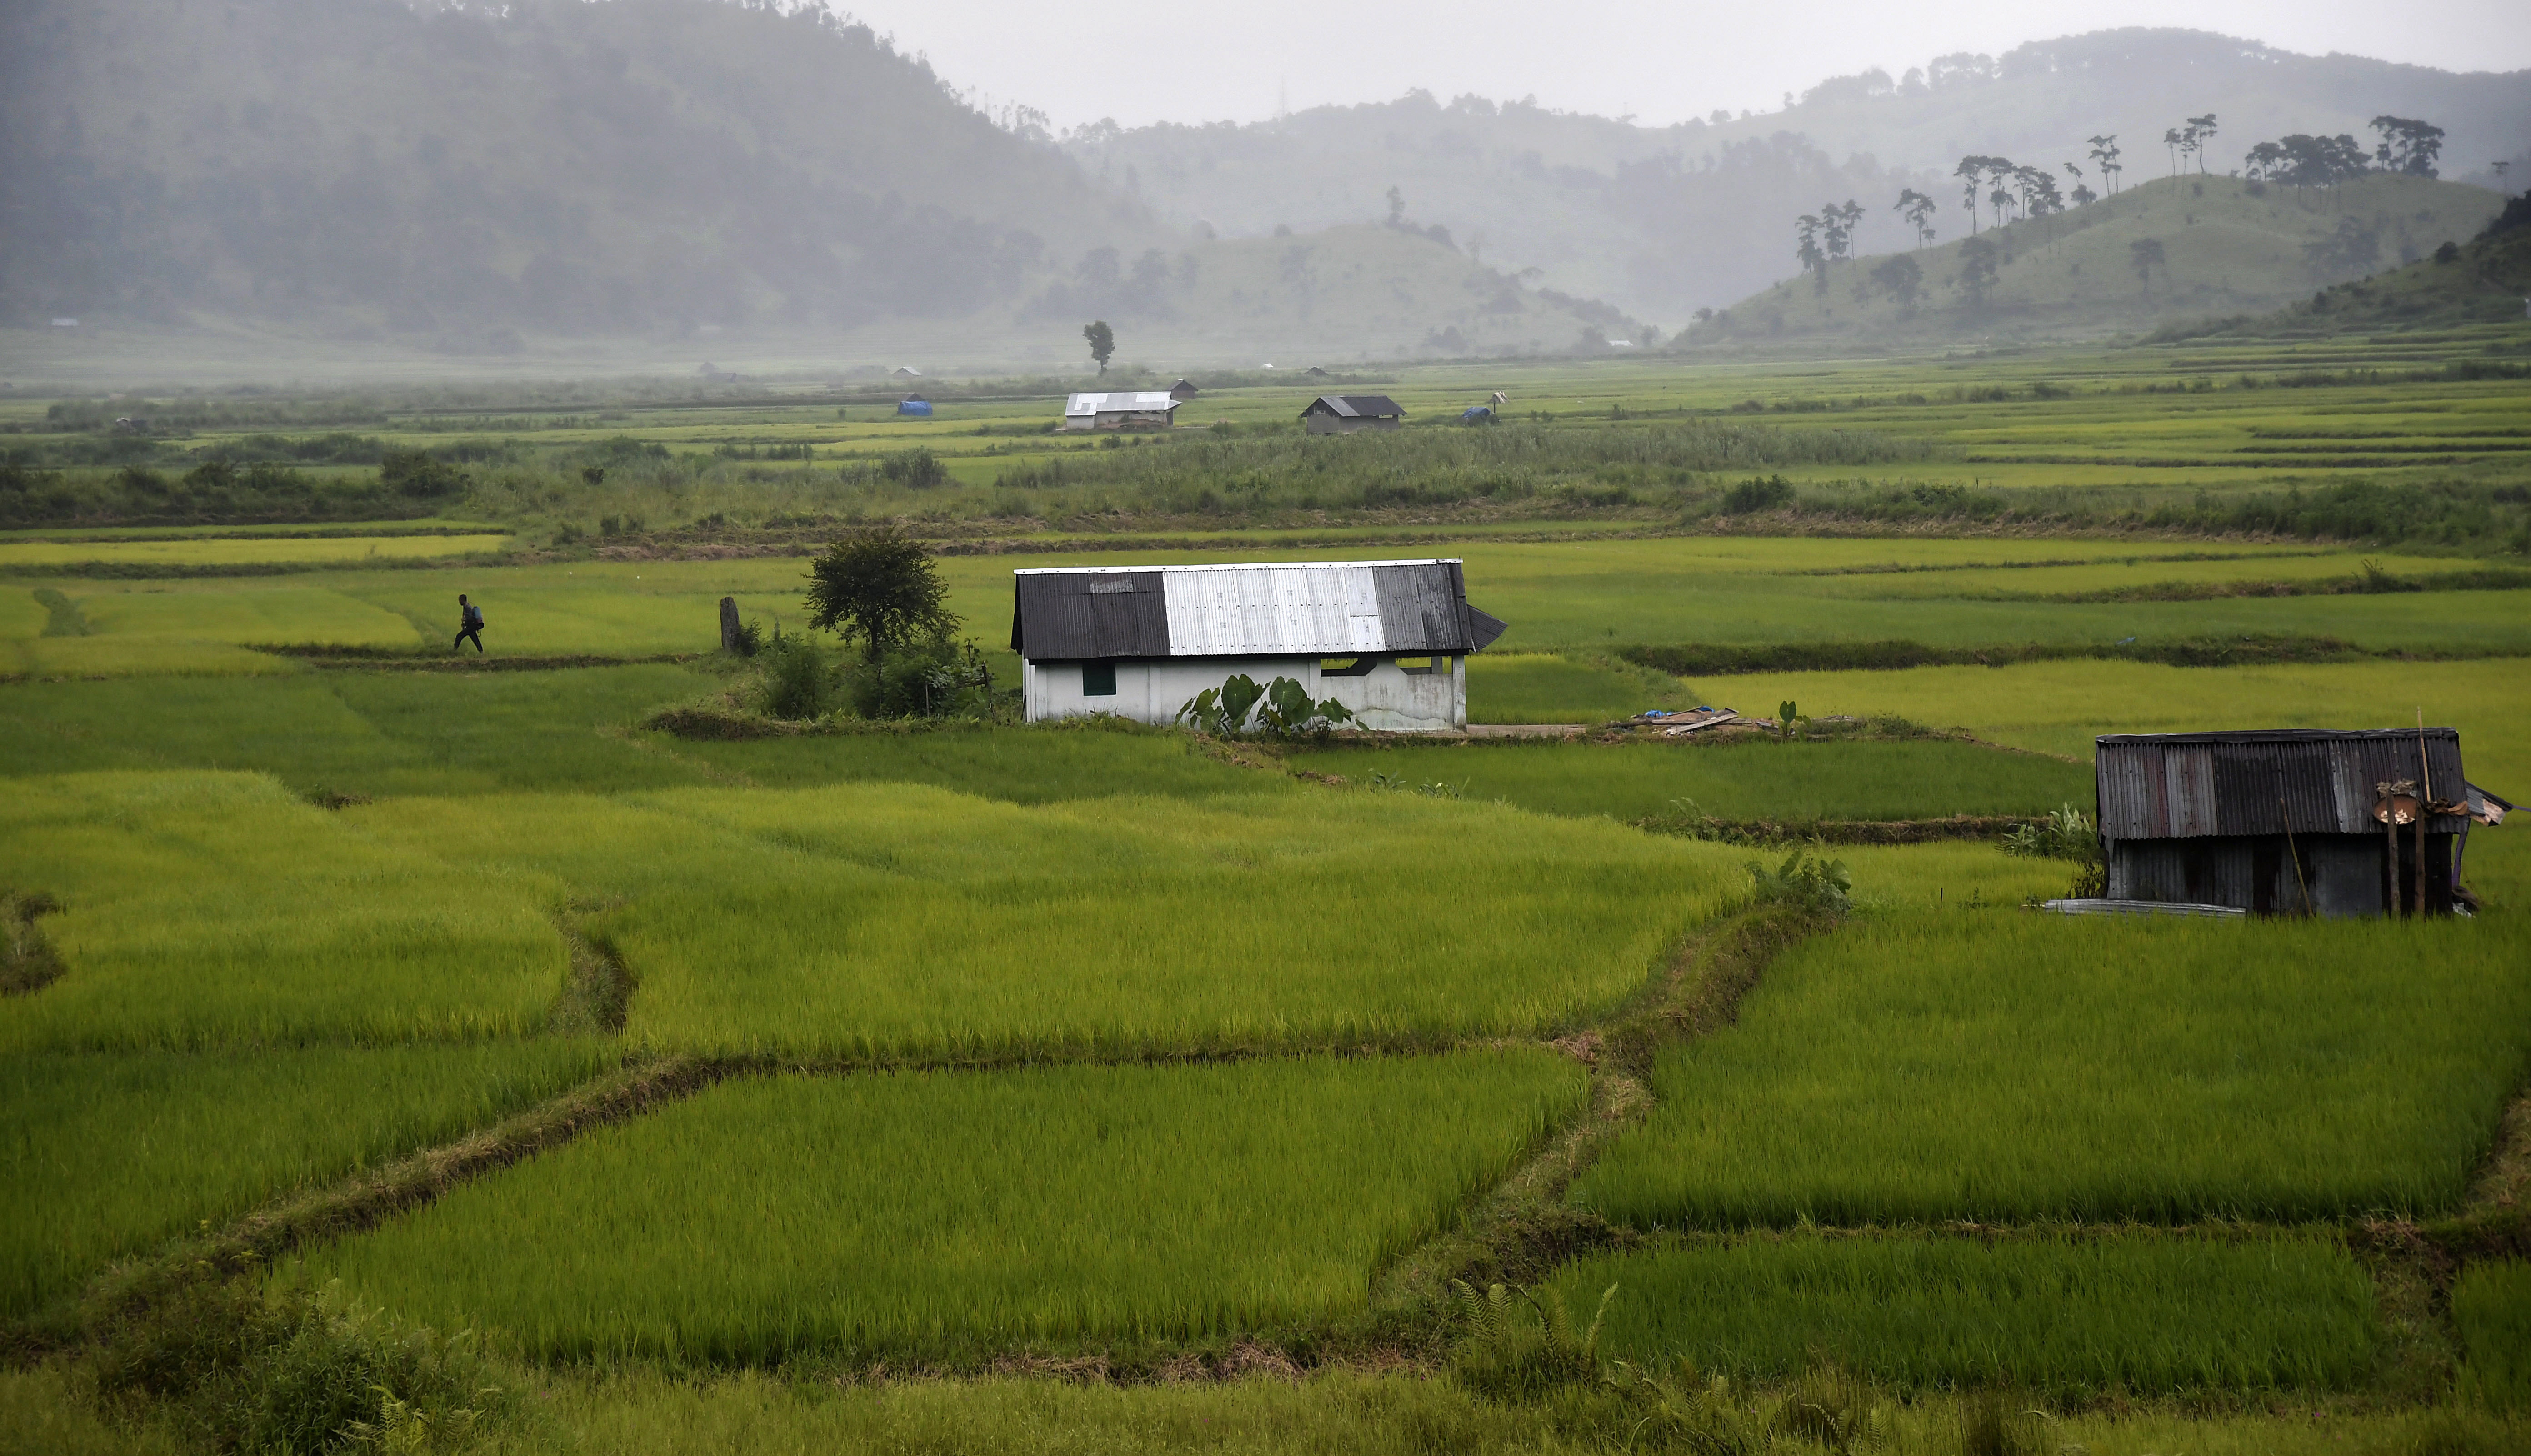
[1689, 173, 2504, 345]
[2155, 194, 2531, 339]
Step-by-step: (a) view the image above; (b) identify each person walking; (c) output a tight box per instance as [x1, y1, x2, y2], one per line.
[453, 593, 485, 653]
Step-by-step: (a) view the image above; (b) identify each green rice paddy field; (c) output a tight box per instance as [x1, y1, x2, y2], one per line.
[1571, 912, 2531, 1226]
[296, 1052, 1587, 1363]
[5, 348, 2530, 1451]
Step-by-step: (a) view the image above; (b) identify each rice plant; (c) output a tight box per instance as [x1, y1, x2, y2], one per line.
[0, 772, 568, 1051]
[1571, 911, 2531, 1225]
[0, 1042, 611, 1316]
[2455, 1259, 2531, 1412]
[1551, 1232, 2378, 1392]
[297, 1050, 1588, 1361]
[357, 782, 1734, 1059]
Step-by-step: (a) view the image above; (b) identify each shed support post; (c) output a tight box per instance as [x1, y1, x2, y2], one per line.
[2384, 811, 2399, 917]
[2413, 804, 2426, 919]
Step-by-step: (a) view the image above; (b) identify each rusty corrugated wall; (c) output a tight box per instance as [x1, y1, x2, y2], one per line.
[2096, 729, 2467, 840]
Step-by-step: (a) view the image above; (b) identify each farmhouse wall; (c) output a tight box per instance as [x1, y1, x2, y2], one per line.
[1023, 654, 1465, 732]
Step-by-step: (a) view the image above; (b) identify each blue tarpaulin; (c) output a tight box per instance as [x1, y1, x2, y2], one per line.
[897, 399, 933, 417]
[1460, 406, 1492, 423]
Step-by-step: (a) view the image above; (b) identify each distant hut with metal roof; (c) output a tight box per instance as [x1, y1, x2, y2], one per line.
[1062, 391, 1181, 431]
[1301, 394, 1405, 434]
[2092, 728, 2503, 917]
[1010, 559, 1507, 731]
[1167, 378, 1200, 401]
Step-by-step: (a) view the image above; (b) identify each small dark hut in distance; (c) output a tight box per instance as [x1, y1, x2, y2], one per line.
[1301, 394, 1405, 434]
[2096, 728, 2496, 917]
[1167, 378, 1200, 401]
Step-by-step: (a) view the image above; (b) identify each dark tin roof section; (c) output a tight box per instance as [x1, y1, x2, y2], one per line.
[2096, 728, 2468, 839]
[1300, 394, 1405, 419]
[1009, 570, 1170, 658]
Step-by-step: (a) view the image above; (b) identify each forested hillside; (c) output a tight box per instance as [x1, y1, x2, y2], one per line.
[0, 0, 1160, 342]
[1688, 173, 2504, 343]
[1078, 29, 2531, 324]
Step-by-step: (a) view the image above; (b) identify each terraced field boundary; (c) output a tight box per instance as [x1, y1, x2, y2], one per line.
[8, 1052, 717, 1356]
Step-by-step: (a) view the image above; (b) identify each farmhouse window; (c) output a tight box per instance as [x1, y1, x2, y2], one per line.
[1397, 656, 1446, 675]
[1319, 657, 1375, 676]
[1082, 661, 1116, 697]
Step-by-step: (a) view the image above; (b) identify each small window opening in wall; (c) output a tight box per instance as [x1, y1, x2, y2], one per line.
[1396, 655, 1441, 675]
[1083, 661, 1116, 696]
[1319, 657, 1376, 677]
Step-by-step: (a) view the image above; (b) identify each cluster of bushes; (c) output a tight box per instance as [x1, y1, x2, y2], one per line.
[2141, 478, 2528, 548]
[85, 1278, 512, 1454]
[743, 629, 998, 721]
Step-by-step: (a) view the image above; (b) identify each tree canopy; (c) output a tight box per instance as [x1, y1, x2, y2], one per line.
[803, 526, 960, 662]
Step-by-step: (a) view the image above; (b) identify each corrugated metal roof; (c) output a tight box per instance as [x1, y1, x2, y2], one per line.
[2096, 728, 2467, 839]
[1064, 392, 1180, 417]
[1010, 560, 1505, 659]
[1301, 394, 1405, 419]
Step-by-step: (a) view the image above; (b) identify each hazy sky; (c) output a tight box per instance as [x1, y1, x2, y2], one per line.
[847, 0, 2531, 132]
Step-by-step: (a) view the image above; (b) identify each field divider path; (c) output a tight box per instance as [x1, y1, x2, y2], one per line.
[22, 1052, 719, 1358]
[1372, 908, 1818, 1322]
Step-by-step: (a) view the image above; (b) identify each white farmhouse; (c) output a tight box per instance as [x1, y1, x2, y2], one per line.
[1011, 560, 1508, 732]
[1061, 391, 1181, 431]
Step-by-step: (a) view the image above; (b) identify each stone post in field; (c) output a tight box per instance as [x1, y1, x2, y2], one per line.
[719, 596, 741, 653]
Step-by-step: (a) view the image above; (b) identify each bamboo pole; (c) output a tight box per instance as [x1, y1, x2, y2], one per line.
[2281, 794, 2311, 916]
[2381, 782, 2399, 917]
[2416, 708, 2434, 917]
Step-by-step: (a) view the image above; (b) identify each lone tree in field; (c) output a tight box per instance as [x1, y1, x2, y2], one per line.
[1082, 319, 1115, 374]
[804, 525, 959, 662]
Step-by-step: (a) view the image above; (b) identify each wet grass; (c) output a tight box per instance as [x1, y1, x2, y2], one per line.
[300, 1051, 1586, 1362]
[1572, 911, 2531, 1226]
[0, 1042, 612, 1318]
[1553, 1231, 2378, 1392]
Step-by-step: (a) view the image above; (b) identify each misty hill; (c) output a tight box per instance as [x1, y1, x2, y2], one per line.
[0, 0, 1633, 365]
[1687, 173, 2504, 344]
[1078, 29, 2530, 326]
[0, 0, 1155, 339]
[2159, 193, 2531, 339]
[1029, 224, 1643, 367]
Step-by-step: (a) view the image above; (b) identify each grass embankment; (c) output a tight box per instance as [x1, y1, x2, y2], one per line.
[0, 1043, 612, 1319]
[0, 666, 720, 795]
[11, 536, 2528, 688]
[1554, 1232, 2378, 1392]
[1572, 912, 2531, 1227]
[1289, 737, 2090, 823]
[299, 1052, 1587, 1363]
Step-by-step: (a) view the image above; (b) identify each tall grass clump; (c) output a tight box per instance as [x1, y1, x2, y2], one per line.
[0, 773, 567, 1051]
[990, 419, 1938, 514]
[1553, 1232, 2378, 1394]
[0, 1042, 611, 1317]
[2456, 1260, 2531, 1412]
[88, 1277, 513, 1454]
[359, 783, 1735, 1059]
[1571, 911, 2531, 1225]
[1289, 738, 2091, 823]
[299, 1051, 1587, 1362]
